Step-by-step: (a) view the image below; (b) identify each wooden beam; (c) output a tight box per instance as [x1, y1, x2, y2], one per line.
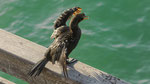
[0, 29, 129, 84]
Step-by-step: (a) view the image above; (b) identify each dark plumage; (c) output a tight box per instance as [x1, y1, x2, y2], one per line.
[53, 7, 82, 29]
[28, 13, 87, 78]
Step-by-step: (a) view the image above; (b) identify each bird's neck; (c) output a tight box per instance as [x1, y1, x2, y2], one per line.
[69, 18, 79, 30]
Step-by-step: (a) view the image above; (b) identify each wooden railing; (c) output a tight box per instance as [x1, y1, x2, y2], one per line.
[0, 29, 129, 84]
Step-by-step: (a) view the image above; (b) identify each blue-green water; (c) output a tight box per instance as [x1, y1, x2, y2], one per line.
[0, 0, 150, 84]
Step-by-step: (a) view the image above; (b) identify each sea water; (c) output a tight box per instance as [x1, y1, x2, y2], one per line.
[0, 0, 150, 84]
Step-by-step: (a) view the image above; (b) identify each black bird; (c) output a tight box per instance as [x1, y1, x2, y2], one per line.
[28, 7, 81, 77]
[52, 7, 82, 63]
[28, 13, 88, 78]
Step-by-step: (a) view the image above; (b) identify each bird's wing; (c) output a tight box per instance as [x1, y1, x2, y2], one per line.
[53, 8, 75, 29]
[50, 26, 69, 39]
[59, 44, 68, 77]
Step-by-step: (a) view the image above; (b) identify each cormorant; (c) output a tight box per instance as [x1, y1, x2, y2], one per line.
[28, 13, 88, 77]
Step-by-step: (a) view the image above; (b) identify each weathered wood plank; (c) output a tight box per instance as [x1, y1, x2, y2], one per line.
[0, 29, 130, 84]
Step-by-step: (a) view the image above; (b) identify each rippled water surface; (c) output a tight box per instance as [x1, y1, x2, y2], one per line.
[0, 0, 150, 84]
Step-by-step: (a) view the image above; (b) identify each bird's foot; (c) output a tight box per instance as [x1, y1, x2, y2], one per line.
[66, 58, 78, 65]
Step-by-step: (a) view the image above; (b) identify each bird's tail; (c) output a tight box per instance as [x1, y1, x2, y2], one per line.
[28, 58, 48, 77]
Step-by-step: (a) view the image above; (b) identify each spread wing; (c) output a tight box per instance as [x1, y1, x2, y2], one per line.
[53, 8, 75, 29]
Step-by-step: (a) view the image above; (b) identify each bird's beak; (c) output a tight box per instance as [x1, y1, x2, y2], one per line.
[73, 8, 82, 15]
[77, 8, 82, 11]
[83, 16, 88, 20]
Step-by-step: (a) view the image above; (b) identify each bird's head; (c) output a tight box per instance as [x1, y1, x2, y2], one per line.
[73, 13, 88, 23]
